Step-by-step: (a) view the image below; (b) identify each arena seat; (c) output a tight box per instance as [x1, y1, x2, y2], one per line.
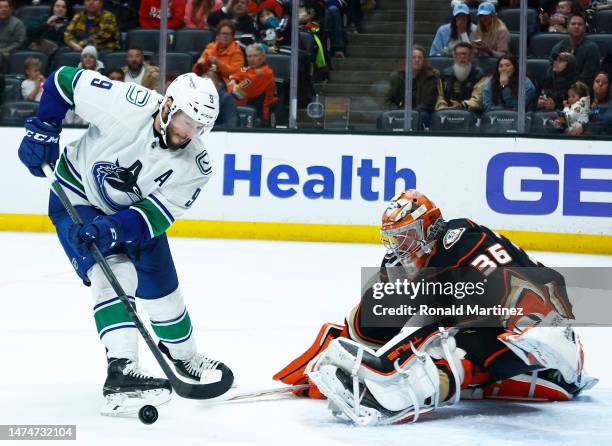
[152, 52, 193, 75]
[497, 8, 538, 33]
[8, 51, 48, 76]
[526, 58, 550, 90]
[2, 77, 23, 102]
[14, 5, 49, 28]
[428, 57, 453, 74]
[1, 101, 39, 126]
[480, 110, 530, 134]
[429, 109, 477, 132]
[529, 33, 567, 58]
[376, 110, 421, 131]
[592, 9, 612, 33]
[174, 29, 213, 62]
[530, 111, 561, 134]
[127, 29, 163, 53]
[49, 52, 81, 72]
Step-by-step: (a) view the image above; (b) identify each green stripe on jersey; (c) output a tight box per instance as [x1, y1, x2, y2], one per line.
[94, 299, 134, 335]
[150, 311, 193, 342]
[56, 154, 85, 193]
[56, 66, 82, 104]
[131, 198, 172, 237]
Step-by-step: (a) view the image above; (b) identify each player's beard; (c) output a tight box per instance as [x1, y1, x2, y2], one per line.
[453, 63, 472, 82]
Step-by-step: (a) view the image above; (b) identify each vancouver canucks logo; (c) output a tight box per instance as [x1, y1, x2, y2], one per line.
[92, 160, 143, 211]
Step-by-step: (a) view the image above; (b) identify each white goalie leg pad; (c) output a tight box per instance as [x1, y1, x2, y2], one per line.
[499, 326, 584, 384]
[306, 329, 466, 426]
[138, 287, 197, 361]
[88, 255, 138, 361]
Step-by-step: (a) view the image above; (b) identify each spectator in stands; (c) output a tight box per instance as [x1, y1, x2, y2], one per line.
[64, 0, 119, 51]
[325, 0, 346, 58]
[203, 71, 239, 128]
[386, 45, 441, 127]
[472, 2, 510, 58]
[193, 19, 245, 84]
[227, 43, 277, 124]
[27, 0, 73, 55]
[537, 51, 578, 110]
[107, 68, 125, 81]
[299, 0, 329, 81]
[78, 45, 105, 72]
[21, 57, 45, 102]
[207, 0, 257, 35]
[185, 0, 223, 29]
[539, 0, 573, 32]
[122, 46, 160, 92]
[139, 0, 185, 29]
[436, 42, 486, 113]
[451, 0, 498, 6]
[248, 0, 284, 17]
[430, 3, 477, 57]
[104, 0, 140, 32]
[257, 8, 291, 53]
[554, 80, 591, 131]
[0, 0, 26, 58]
[549, 13, 600, 84]
[483, 55, 536, 111]
[567, 71, 612, 135]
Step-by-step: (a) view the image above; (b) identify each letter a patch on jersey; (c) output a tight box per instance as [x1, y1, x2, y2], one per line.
[126, 85, 151, 107]
[443, 228, 465, 250]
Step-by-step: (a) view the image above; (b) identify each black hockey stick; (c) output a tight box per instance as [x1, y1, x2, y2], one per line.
[42, 163, 232, 399]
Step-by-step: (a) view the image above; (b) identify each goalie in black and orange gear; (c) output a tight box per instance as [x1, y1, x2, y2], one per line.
[273, 190, 597, 425]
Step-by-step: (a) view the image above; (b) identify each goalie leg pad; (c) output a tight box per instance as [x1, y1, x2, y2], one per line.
[272, 322, 346, 398]
[307, 327, 466, 425]
[498, 326, 585, 384]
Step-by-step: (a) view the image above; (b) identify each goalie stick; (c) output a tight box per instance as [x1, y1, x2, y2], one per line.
[42, 163, 232, 400]
[205, 384, 309, 403]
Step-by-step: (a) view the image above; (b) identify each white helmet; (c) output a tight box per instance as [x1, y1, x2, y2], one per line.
[159, 73, 219, 146]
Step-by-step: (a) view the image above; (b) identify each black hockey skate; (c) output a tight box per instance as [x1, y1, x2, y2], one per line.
[101, 358, 172, 418]
[159, 341, 234, 387]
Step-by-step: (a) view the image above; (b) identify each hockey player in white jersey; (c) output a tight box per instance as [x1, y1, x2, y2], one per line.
[17, 66, 234, 413]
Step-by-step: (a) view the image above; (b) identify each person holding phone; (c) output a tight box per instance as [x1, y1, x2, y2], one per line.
[27, 0, 73, 54]
[471, 2, 510, 58]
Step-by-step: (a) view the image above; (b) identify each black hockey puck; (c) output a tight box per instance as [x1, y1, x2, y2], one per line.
[138, 405, 158, 425]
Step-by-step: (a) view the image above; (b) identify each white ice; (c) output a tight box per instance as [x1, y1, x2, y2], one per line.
[1, 232, 611, 446]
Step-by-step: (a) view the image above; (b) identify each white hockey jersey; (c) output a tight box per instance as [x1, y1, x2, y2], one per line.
[51, 67, 212, 238]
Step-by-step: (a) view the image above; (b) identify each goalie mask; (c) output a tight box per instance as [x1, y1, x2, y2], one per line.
[381, 190, 445, 271]
[159, 73, 219, 147]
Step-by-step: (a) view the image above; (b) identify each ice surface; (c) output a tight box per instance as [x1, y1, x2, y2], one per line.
[1, 232, 611, 446]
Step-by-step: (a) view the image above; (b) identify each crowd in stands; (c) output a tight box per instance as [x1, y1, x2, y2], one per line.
[385, 0, 611, 135]
[0, 0, 610, 135]
[0, 0, 366, 127]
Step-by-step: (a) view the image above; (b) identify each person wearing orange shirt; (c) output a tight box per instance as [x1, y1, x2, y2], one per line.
[192, 19, 245, 84]
[227, 43, 277, 123]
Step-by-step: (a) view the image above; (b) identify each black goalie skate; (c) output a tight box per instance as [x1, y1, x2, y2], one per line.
[159, 341, 234, 387]
[101, 358, 172, 418]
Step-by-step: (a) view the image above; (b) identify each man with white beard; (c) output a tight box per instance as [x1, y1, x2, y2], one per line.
[435, 42, 486, 113]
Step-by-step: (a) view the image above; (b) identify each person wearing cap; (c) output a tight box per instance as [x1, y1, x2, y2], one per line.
[549, 13, 600, 85]
[78, 45, 105, 73]
[471, 2, 510, 58]
[537, 51, 578, 111]
[430, 3, 478, 56]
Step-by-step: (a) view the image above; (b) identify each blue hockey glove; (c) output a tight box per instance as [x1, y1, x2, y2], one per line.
[69, 216, 125, 258]
[18, 117, 61, 177]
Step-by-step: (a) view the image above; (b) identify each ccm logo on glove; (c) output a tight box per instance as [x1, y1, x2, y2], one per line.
[25, 130, 60, 144]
